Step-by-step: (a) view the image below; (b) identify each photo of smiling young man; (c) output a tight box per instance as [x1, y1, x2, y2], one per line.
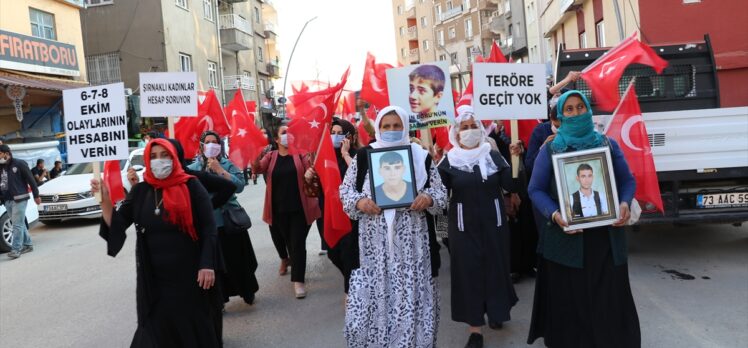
[373, 150, 415, 206]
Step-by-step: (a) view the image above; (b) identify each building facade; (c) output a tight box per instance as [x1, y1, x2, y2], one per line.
[82, 0, 281, 132]
[0, 0, 88, 144]
[489, 0, 528, 63]
[392, 0, 438, 68]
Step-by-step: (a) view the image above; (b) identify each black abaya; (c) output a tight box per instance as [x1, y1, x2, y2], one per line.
[527, 226, 641, 348]
[100, 179, 222, 348]
[438, 151, 518, 326]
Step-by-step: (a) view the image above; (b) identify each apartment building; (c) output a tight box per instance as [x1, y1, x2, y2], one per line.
[489, 0, 528, 63]
[82, 0, 280, 119]
[392, 0, 438, 67]
[0, 0, 88, 142]
[432, 0, 503, 92]
[539, 0, 639, 76]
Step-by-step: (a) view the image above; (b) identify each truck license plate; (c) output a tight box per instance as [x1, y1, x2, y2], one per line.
[697, 193, 748, 208]
[45, 204, 68, 212]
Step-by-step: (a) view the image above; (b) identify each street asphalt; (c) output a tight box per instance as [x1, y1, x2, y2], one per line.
[1, 181, 746, 347]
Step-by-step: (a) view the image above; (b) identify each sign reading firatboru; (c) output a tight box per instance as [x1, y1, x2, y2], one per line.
[0, 30, 80, 77]
[63, 82, 129, 164]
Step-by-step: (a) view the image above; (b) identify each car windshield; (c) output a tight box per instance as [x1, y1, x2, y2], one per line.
[64, 159, 127, 175]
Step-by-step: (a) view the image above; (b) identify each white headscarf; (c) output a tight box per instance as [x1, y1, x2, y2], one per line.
[370, 105, 430, 253]
[447, 106, 497, 180]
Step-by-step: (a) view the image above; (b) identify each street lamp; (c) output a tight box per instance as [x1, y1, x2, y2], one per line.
[279, 16, 318, 120]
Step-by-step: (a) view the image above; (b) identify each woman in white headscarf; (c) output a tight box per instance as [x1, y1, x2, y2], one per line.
[339, 105, 447, 347]
[437, 106, 518, 348]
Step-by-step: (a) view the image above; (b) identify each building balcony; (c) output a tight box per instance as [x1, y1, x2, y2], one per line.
[267, 61, 280, 79]
[409, 48, 420, 63]
[264, 21, 277, 44]
[221, 0, 247, 3]
[224, 75, 256, 92]
[405, 0, 416, 18]
[440, 5, 463, 22]
[478, 0, 498, 10]
[220, 14, 253, 51]
[407, 26, 418, 41]
[481, 23, 495, 39]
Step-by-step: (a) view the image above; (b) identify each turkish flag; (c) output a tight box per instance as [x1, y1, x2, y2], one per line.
[360, 52, 394, 111]
[173, 89, 231, 159]
[357, 120, 371, 147]
[336, 90, 357, 121]
[226, 91, 268, 170]
[456, 42, 507, 109]
[314, 130, 353, 248]
[103, 160, 125, 205]
[605, 82, 664, 213]
[199, 89, 231, 137]
[287, 68, 349, 154]
[581, 33, 668, 111]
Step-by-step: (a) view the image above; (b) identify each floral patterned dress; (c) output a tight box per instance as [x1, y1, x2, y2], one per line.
[340, 157, 447, 347]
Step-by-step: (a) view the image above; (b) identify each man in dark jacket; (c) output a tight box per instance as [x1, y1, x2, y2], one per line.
[0, 144, 41, 259]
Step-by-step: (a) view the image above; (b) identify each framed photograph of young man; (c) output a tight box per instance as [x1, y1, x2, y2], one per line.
[551, 147, 620, 231]
[367, 145, 418, 209]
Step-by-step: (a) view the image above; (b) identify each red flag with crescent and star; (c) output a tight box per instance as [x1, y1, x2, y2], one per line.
[581, 33, 668, 111]
[173, 89, 231, 159]
[286, 68, 350, 155]
[360, 52, 394, 111]
[314, 130, 353, 248]
[226, 91, 267, 170]
[605, 81, 664, 213]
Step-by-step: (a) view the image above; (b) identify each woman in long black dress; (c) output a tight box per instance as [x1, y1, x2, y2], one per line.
[94, 138, 222, 347]
[437, 107, 518, 348]
[188, 130, 259, 306]
[527, 90, 639, 347]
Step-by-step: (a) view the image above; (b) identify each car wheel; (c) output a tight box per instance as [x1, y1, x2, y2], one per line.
[0, 213, 12, 252]
[41, 219, 63, 226]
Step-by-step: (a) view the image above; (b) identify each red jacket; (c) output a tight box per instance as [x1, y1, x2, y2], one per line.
[253, 151, 321, 226]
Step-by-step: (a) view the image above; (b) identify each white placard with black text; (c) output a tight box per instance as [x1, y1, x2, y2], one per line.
[63, 82, 129, 163]
[472, 63, 548, 120]
[139, 72, 198, 117]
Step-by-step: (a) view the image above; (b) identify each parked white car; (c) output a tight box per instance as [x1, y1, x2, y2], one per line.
[0, 198, 39, 252]
[36, 148, 145, 224]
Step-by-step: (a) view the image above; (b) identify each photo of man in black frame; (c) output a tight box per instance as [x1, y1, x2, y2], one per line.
[367, 145, 417, 209]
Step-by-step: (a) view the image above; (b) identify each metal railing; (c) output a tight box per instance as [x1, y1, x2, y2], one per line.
[219, 14, 251, 34]
[409, 48, 420, 59]
[441, 5, 463, 21]
[407, 26, 418, 40]
[264, 21, 277, 33]
[223, 75, 256, 91]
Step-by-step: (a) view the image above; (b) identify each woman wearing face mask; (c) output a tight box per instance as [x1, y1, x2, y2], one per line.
[252, 124, 321, 298]
[437, 107, 519, 348]
[92, 139, 222, 347]
[188, 130, 260, 306]
[340, 105, 447, 347]
[527, 90, 639, 348]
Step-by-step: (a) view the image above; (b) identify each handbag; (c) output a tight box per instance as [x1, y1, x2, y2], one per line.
[223, 204, 252, 232]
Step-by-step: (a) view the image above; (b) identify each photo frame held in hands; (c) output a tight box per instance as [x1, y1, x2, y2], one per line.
[367, 145, 418, 210]
[551, 146, 620, 231]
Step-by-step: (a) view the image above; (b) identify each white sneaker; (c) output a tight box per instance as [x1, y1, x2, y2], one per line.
[318, 250, 328, 255]
[294, 282, 307, 299]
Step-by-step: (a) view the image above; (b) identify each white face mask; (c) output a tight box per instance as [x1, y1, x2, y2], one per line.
[551, 123, 559, 134]
[0, 157, 6, 164]
[203, 143, 221, 158]
[279, 134, 288, 147]
[458, 129, 483, 148]
[150, 159, 173, 179]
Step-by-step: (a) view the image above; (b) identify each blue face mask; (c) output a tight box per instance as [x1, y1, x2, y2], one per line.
[380, 131, 403, 143]
[331, 134, 346, 148]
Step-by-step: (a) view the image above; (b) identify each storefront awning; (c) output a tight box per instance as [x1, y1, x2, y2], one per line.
[0, 70, 88, 91]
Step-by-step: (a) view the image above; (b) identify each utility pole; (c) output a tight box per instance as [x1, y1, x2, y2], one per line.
[278, 16, 318, 120]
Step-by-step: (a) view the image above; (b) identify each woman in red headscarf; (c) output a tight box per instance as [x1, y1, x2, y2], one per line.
[92, 139, 222, 348]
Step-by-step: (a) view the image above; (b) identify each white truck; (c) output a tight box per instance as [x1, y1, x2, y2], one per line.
[557, 37, 748, 224]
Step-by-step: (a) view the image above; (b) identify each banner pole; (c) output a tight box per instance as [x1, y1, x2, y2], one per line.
[168, 117, 175, 138]
[92, 161, 102, 203]
[510, 120, 519, 178]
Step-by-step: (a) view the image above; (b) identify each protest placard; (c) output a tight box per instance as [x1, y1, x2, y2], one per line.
[472, 63, 548, 120]
[139, 72, 198, 117]
[63, 82, 128, 164]
[386, 61, 455, 130]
